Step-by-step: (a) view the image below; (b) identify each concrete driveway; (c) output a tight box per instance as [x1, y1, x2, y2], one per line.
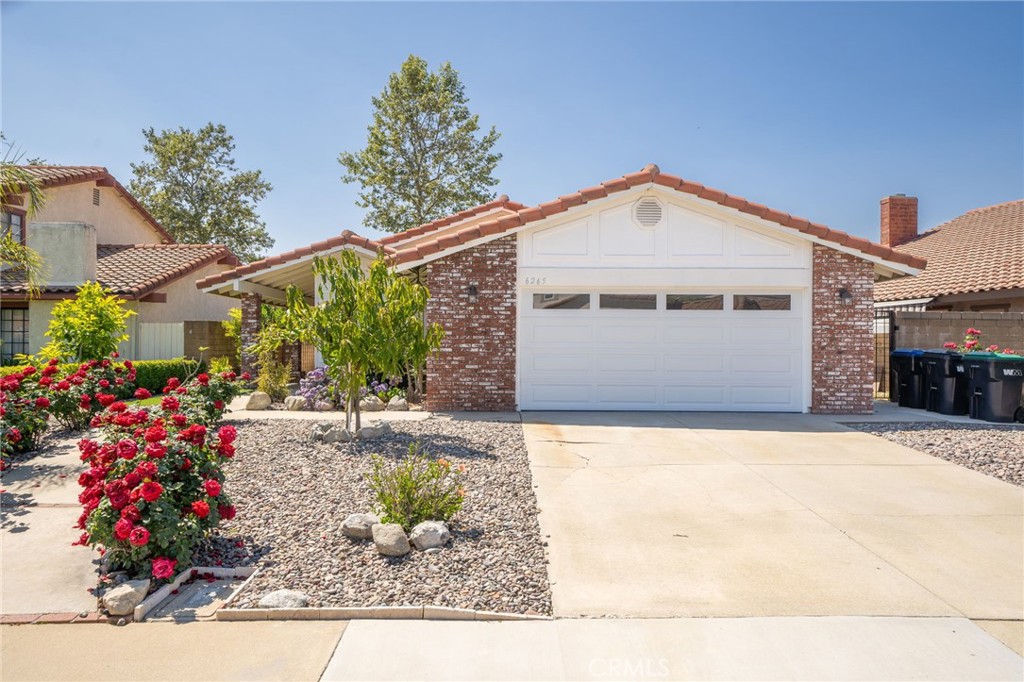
[522, 412, 1023, 629]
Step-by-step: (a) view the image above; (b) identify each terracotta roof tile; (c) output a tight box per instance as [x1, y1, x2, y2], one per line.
[874, 200, 1023, 302]
[2, 244, 235, 298]
[8, 166, 175, 244]
[377, 195, 526, 245]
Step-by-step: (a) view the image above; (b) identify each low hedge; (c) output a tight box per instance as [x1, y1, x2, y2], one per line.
[0, 358, 204, 393]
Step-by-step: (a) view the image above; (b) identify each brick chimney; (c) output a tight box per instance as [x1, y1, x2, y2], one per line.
[880, 194, 918, 247]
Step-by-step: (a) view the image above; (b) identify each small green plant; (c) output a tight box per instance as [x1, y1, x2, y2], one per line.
[256, 350, 290, 401]
[365, 443, 465, 531]
[208, 356, 233, 375]
[39, 282, 135, 362]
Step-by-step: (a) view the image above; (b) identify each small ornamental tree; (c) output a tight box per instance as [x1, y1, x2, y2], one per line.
[284, 251, 443, 431]
[40, 282, 135, 362]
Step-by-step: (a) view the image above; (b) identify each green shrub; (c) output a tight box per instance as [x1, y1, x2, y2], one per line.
[131, 359, 204, 393]
[208, 356, 233, 375]
[39, 282, 135, 361]
[365, 443, 465, 531]
[256, 351, 290, 401]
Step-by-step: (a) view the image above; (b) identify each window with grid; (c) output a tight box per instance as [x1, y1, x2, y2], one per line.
[1, 308, 29, 363]
[1, 211, 25, 243]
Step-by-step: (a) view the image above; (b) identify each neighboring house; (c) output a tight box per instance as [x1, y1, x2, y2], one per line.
[874, 196, 1024, 311]
[1, 166, 239, 363]
[198, 164, 925, 415]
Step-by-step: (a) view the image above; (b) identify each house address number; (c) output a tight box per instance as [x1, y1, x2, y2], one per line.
[523, 276, 548, 285]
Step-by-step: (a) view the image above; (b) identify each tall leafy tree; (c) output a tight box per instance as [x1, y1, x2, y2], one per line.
[129, 123, 274, 262]
[0, 132, 49, 296]
[339, 55, 502, 232]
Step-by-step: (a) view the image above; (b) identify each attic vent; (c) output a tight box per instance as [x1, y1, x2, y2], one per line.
[632, 197, 663, 229]
[92, 188, 100, 206]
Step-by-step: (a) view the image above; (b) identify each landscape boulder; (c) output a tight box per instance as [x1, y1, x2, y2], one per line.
[409, 521, 451, 551]
[244, 391, 272, 411]
[360, 395, 385, 412]
[341, 512, 381, 540]
[283, 395, 306, 411]
[309, 423, 352, 444]
[372, 523, 411, 557]
[101, 579, 151, 617]
[385, 397, 408, 411]
[258, 589, 309, 609]
[356, 422, 391, 440]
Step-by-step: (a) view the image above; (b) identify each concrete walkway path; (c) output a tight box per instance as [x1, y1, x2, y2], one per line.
[522, 412, 1023, 623]
[323, 617, 1022, 681]
[1, 434, 97, 615]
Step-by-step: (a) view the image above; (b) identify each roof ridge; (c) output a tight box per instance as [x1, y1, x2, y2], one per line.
[962, 198, 1024, 216]
[378, 195, 526, 245]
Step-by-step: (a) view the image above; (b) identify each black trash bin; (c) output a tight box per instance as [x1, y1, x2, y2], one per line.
[890, 349, 926, 408]
[922, 350, 968, 415]
[963, 352, 1024, 423]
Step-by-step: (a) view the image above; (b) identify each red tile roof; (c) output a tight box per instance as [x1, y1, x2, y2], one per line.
[874, 200, 1023, 302]
[7, 166, 175, 244]
[195, 230, 389, 289]
[197, 164, 926, 291]
[2, 243, 236, 299]
[389, 164, 927, 269]
[378, 195, 527, 245]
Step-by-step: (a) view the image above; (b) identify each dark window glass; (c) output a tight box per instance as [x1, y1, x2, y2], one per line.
[1, 212, 24, 243]
[533, 293, 590, 310]
[666, 294, 724, 311]
[599, 294, 656, 310]
[733, 294, 791, 311]
[1, 308, 29, 363]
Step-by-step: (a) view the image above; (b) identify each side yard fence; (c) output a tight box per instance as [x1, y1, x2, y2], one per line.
[873, 310, 1024, 398]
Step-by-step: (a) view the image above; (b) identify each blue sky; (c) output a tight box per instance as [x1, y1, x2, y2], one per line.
[2, 1, 1021, 256]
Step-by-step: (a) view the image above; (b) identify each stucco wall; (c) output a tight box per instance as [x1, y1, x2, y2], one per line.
[29, 183, 166, 245]
[135, 262, 236, 323]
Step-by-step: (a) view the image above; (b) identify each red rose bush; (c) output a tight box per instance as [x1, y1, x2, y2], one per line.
[0, 366, 51, 462]
[74, 370, 245, 580]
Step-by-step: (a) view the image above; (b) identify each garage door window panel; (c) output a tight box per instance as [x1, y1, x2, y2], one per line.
[734, 294, 791, 311]
[599, 294, 657, 310]
[666, 294, 724, 311]
[533, 293, 590, 310]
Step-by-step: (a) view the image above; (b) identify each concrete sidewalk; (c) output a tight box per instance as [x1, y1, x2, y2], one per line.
[322, 617, 1023, 681]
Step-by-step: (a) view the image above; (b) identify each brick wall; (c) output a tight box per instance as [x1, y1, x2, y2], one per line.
[239, 292, 262, 377]
[811, 244, 875, 414]
[424, 236, 517, 411]
[894, 311, 1024, 352]
[880, 195, 918, 247]
[183, 321, 236, 365]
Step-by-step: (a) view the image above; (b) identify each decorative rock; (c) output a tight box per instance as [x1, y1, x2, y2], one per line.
[372, 523, 411, 557]
[342, 512, 380, 539]
[360, 395, 385, 412]
[314, 400, 335, 412]
[244, 391, 272, 411]
[385, 397, 409, 411]
[356, 422, 391, 440]
[258, 589, 310, 609]
[309, 423, 352, 443]
[409, 521, 451, 551]
[283, 395, 306, 411]
[101, 579, 151, 616]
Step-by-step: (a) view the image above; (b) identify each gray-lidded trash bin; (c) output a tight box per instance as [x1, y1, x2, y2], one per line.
[922, 350, 968, 415]
[963, 352, 1024, 423]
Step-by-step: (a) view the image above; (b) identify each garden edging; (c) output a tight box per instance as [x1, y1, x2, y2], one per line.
[215, 605, 551, 622]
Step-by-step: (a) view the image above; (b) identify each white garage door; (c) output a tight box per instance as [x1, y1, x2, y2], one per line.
[519, 290, 805, 411]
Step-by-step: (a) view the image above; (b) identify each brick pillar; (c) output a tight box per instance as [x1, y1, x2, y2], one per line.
[880, 195, 918, 247]
[240, 292, 262, 377]
[287, 341, 302, 381]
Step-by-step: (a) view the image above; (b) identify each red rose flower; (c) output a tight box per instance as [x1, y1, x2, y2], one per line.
[241, 372, 252, 381]
[135, 461, 157, 479]
[197, 373, 210, 386]
[203, 479, 222, 497]
[115, 378, 124, 386]
[166, 377, 180, 390]
[34, 396, 51, 409]
[128, 526, 150, 547]
[38, 376, 52, 387]
[108, 401, 128, 413]
[23, 365, 36, 376]
[152, 557, 177, 580]
[218, 504, 236, 520]
[42, 365, 58, 377]
[56, 380, 71, 391]
[191, 500, 210, 518]
[134, 388, 152, 400]
[98, 379, 110, 388]
[116, 439, 138, 460]
[97, 393, 116, 407]
[161, 395, 180, 411]
[6, 427, 22, 443]
[213, 400, 224, 410]
[140, 481, 163, 503]
[217, 443, 235, 458]
[120, 504, 141, 522]
[144, 442, 167, 459]
[113, 517, 133, 541]
[171, 413, 187, 427]
[124, 471, 142, 488]
[217, 425, 237, 444]
[181, 457, 192, 470]
[144, 426, 167, 443]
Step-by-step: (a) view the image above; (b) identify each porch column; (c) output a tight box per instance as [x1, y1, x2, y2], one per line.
[287, 341, 302, 381]
[240, 292, 262, 377]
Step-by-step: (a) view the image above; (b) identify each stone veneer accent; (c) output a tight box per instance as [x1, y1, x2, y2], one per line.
[811, 244, 875, 414]
[424, 236, 517, 411]
[239, 292, 262, 377]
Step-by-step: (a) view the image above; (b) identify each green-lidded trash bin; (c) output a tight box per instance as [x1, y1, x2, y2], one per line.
[963, 352, 1024, 423]
[890, 349, 926, 408]
[922, 350, 968, 415]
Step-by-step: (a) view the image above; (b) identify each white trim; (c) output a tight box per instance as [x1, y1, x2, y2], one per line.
[873, 297, 934, 309]
[394, 184, 922, 277]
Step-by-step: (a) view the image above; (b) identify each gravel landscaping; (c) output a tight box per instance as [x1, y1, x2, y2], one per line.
[844, 422, 1024, 486]
[194, 417, 552, 614]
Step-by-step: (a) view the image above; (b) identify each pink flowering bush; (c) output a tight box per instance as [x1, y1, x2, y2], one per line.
[943, 327, 1018, 355]
[0, 367, 51, 463]
[74, 370, 246, 579]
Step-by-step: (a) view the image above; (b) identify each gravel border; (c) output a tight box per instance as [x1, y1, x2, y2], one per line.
[844, 421, 1024, 486]
[195, 417, 552, 615]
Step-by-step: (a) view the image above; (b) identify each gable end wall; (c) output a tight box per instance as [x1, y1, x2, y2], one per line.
[424, 236, 517, 411]
[811, 244, 875, 414]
